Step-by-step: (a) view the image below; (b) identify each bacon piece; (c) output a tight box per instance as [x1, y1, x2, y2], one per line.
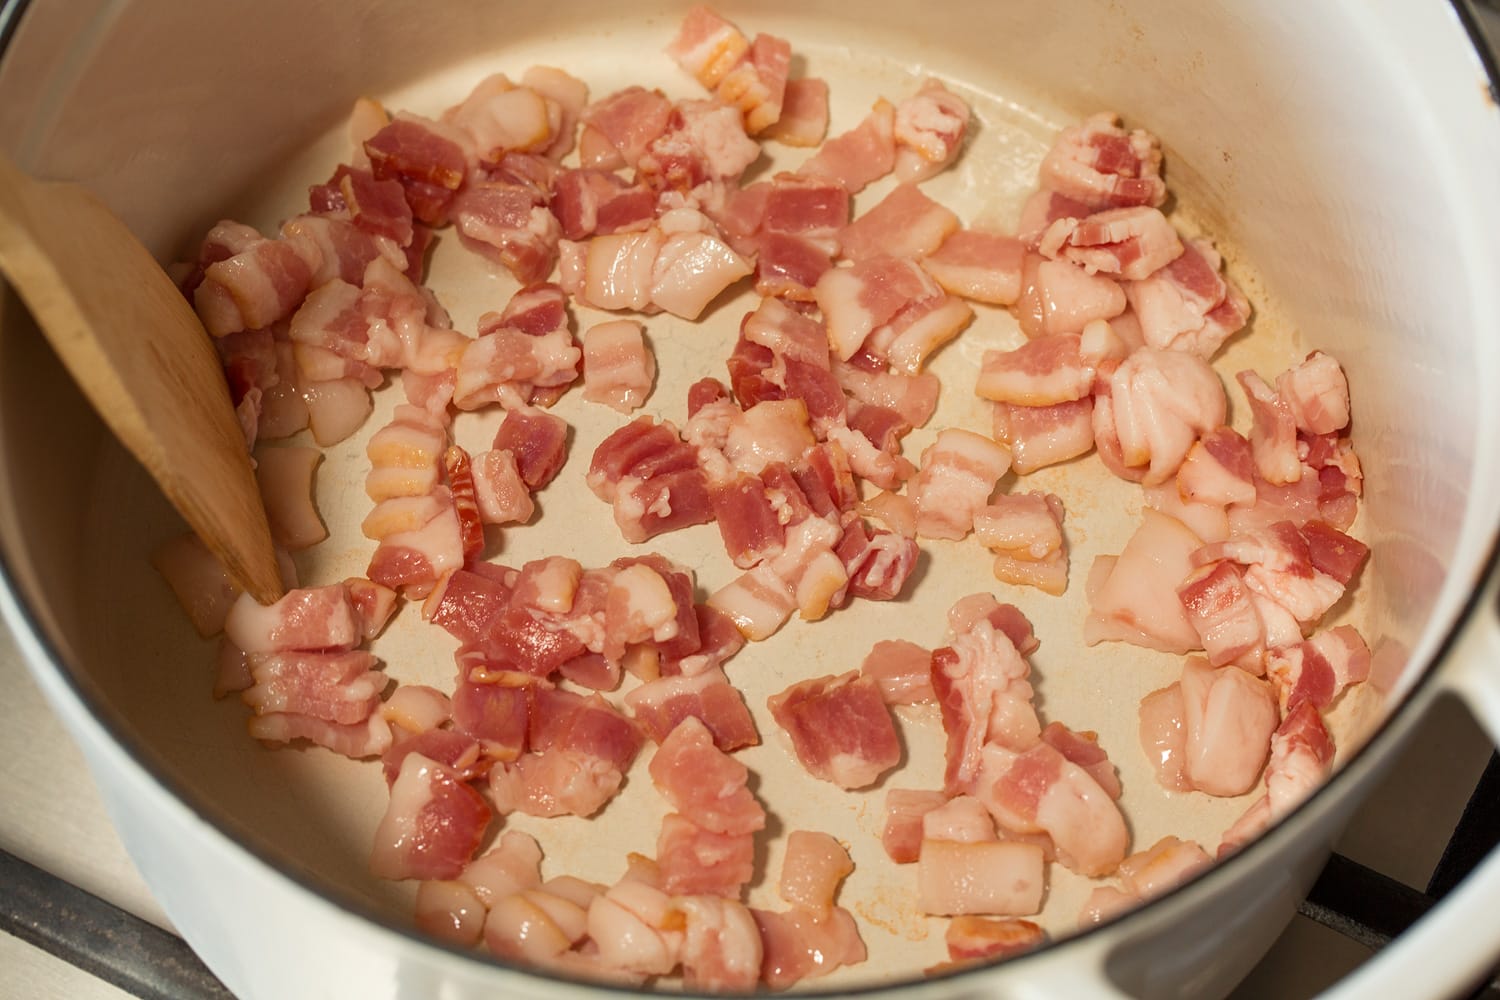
[1177, 560, 1264, 667]
[836, 522, 920, 602]
[1095, 349, 1225, 485]
[472, 450, 534, 525]
[892, 78, 969, 182]
[382, 728, 485, 785]
[1178, 427, 1256, 506]
[767, 672, 901, 789]
[224, 585, 359, 654]
[151, 533, 239, 637]
[1178, 656, 1279, 796]
[450, 181, 560, 285]
[626, 668, 758, 750]
[490, 405, 568, 490]
[709, 473, 786, 570]
[1042, 205, 1183, 281]
[450, 672, 531, 762]
[364, 113, 473, 225]
[945, 595, 1038, 654]
[489, 748, 626, 819]
[303, 377, 374, 446]
[708, 565, 796, 641]
[283, 210, 405, 287]
[1138, 682, 1188, 791]
[1195, 520, 1365, 627]
[551, 168, 655, 242]
[753, 905, 865, 989]
[1150, 471, 1234, 543]
[717, 32, 791, 135]
[1013, 253, 1127, 339]
[366, 491, 465, 599]
[452, 324, 580, 412]
[650, 716, 765, 837]
[761, 77, 830, 147]
[247, 712, 391, 758]
[1040, 722, 1120, 800]
[814, 256, 935, 361]
[657, 813, 755, 899]
[1278, 351, 1350, 435]
[839, 183, 960, 263]
[666, 5, 750, 89]
[651, 222, 755, 320]
[194, 231, 319, 337]
[1238, 370, 1301, 486]
[1015, 189, 1093, 246]
[777, 830, 853, 913]
[912, 429, 1011, 540]
[932, 612, 1039, 795]
[923, 229, 1027, 306]
[1084, 509, 1203, 654]
[442, 446, 485, 562]
[638, 101, 760, 196]
[1125, 237, 1249, 358]
[381, 683, 451, 735]
[415, 880, 486, 947]
[678, 896, 764, 992]
[370, 752, 492, 881]
[993, 398, 1096, 475]
[944, 917, 1046, 964]
[923, 795, 998, 843]
[1220, 700, 1336, 857]
[798, 99, 896, 194]
[1266, 625, 1370, 713]
[578, 86, 673, 170]
[755, 232, 833, 301]
[581, 319, 655, 412]
[1038, 112, 1166, 210]
[917, 840, 1046, 916]
[974, 492, 1068, 596]
[976, 334, 1090, 407]
[861, 639, 936, 706]
[975, 741, 1129, 876]
[882, 789, 950, 864]
[1079, 837, 1213, 926]
[242, 650, 383, 726]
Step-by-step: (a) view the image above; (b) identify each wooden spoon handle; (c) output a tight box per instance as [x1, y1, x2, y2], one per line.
[0, 155, 285, 604]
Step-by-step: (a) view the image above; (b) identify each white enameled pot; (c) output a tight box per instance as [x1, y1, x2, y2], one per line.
[2, 1, 1500, 997]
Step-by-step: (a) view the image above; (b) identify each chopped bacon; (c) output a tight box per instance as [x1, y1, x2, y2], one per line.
[247, 712, 392, 758]
[836, 521, 920, 601]
[923, 794, 998, 843]
[975, 741, 1128, 876]
[767, 672, 901, 789]
[491, 405, 568, 489]
[944, 916, 1046, 964]
[1177, 560, 1264, 667]
[551, 168, 655, 242]
[561, 213, 752, 320]
[450, 180, 560, 284]
[1278, 351, 1350, 435]
[717, 32, 791, 135]
[1178, 427, 1257, 507]
[814, 255, 935, 362]
[666, 5, 751, 90]
[382, 728, 485, 785]
[1177, 656, 1279, 796]
[450, 672, 531, 761]
[1125, 237, 1249, 358]
[1220, 701, 1336, 857]
[381, 683, 451, 734]
[650, 716, 765, 837]
[761, 76, 830, 147]
[882, 789, 950, 864]
[414, 880, 486, 948]
[677, 896, 764, 992]
[582, 319, 656, 412]
[1037, 112, 1166, 211]
[224, 584, 360, 654]
[1041, 205, 1183, 281]
[1150, 463, 1234, 540]
[472, 450, 535, 525]
[1095, 348, 1226, 485]
[1237, 370, 1301, 486]
[778, 830, 853, 913]
[974, 492, 1068, 596]
[242, 650, 384, 726]
[283, 210, 405, 287]
[861, 638, 936, 705]
[1079, 837, 1212, 927]
[656, 813, 756, 898]
[1138, 681, 1188, 791]
[370, 752, 492, 881]
[1040, 722, 1120, 799]
[917, 840, 1046, 916]
[194, 230, 319, 338]
[1266, 625, 1370, 713]
[588, 416, 714, 542]
[578, 86, 673, 171]
[931, 610, 1039, 795]
[923, 229, 1027, 306]
[976, 334, 1090, 407]
[367, 491, 466, 598]
[753, 905, 866, 989]
[364, 113, 473, 225]
[912, 429, 1012, 540]
[839, 183, 960, 263]
[1015, 189, 1094, 246]
[442, 446, 486, 562]
[626, 668, 758, 750]
[1084, 509, 1203, 654]
[798, 99, 896, 194]
[993, 398, 1096, 475]
[452, 322, 580, 411]
[1013, 253, 1128, 340]
[1194, 519, 1366, 627]
[892, 78, 970, 182]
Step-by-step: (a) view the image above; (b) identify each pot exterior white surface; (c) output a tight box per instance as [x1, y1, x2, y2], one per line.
[2, 1, 1499, 998]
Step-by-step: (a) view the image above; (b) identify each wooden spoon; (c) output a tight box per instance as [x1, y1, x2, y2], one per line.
[0, 153, 285, 605]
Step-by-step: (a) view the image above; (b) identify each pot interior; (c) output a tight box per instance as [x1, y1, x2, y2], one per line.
[0, 0, 1496, 992]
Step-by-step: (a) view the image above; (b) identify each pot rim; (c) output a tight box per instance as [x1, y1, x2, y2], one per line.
[1, 0, 1498, 994]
